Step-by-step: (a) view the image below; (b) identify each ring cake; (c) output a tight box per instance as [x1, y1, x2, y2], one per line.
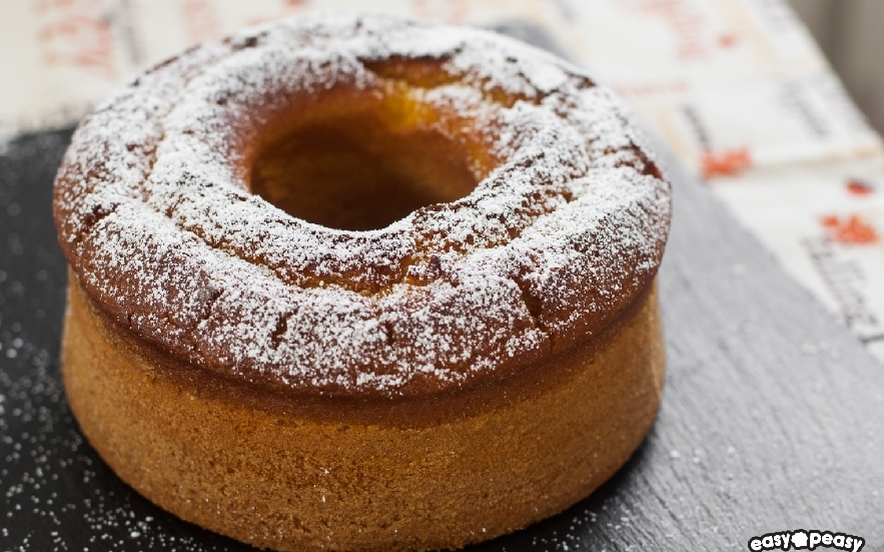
[53, 13, 671, 552]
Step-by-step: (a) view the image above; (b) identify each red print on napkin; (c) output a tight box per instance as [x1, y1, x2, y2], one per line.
[846, 180, 875, 196]
[820, 214, 879, 245]
[701, 148, 752, 179]
[35, 0, 116, 80]
[718, 34, 737, 48]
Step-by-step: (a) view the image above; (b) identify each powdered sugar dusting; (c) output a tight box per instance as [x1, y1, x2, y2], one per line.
[53, 13, 670, 397]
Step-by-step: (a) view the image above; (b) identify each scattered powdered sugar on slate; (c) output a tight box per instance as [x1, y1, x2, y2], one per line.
[0, 343, 250, 551]
[53, 13, 671, 397]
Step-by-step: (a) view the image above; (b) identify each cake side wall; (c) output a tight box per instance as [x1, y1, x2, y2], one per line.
[61, 277, 665, 552]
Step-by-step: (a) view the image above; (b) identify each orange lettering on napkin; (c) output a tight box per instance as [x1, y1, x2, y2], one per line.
[701, 148, 752, 179]
[846, 180, 875, 196]
[820, 214, 879, 245]
[718, 34, 737, 48]
[35, 1, 116, 80]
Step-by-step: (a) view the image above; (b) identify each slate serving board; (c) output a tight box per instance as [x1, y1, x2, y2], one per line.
[2, 121, 884, 550]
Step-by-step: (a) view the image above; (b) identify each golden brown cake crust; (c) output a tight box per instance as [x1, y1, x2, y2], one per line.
[63, 272, 665, 551]
[52, 13, 671, 398]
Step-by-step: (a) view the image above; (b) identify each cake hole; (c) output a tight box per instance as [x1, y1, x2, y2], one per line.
[250, 111, 480, 231]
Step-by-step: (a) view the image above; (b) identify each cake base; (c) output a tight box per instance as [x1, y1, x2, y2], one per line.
[61, 273, 665, 552]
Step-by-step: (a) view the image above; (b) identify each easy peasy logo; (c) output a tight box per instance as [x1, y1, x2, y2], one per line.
[748, 530, 864, 552]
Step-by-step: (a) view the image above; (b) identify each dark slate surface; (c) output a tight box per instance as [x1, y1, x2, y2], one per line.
[2, 122, 883, 551]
